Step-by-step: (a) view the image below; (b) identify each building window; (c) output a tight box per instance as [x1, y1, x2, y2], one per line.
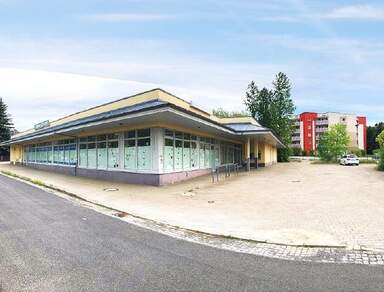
[97, 135, 107, 169]
[163, 129, 241, 171]
[23, 139, 75, 166]
[137, 129, 152, 170]
[87, 140, 97, 169]
[164, 131, 174, 171]
[79, 143, 87, 167]
[124, 128, 152, 171]
[175, 133, 183, 170]
[79, 134, 119, 169]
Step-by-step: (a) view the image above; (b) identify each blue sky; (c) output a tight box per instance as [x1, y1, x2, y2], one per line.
[0, 0, 383, 130]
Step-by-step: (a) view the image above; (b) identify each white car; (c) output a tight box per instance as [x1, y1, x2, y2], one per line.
[340, 154, 360, 166]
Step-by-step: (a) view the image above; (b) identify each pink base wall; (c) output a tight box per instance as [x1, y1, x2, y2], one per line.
[159, 169, 212, 186]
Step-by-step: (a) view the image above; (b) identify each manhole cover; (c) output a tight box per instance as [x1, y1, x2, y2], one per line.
[208, 200, 215, 204]
[103, 188, 119, 192]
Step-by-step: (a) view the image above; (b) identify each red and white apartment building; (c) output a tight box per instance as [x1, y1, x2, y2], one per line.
[292, 112, 367, 154]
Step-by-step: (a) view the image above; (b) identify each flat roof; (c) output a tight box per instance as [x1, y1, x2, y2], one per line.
[3, 88, 284, 147]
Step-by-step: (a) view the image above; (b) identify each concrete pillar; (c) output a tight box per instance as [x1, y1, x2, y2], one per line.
[254, 140, 259, 169]
[246, 137, 250, 171]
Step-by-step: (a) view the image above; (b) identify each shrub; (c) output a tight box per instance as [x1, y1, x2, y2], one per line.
[377, 130, 384, 171]
[278, 148, 291, 162]
[349, 147, 363, 157]
[292, 147, 302, 156]
[378, 148, 384, 171]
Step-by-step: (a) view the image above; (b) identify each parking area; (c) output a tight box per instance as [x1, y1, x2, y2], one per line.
[1, 161, 384, 250]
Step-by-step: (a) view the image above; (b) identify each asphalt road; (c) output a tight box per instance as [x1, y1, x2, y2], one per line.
[0, 175, 384, 292]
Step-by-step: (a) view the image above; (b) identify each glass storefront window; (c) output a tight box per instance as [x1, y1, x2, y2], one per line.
[124, 139, 136, 169]
[23, 128, 243, 173]
[97, 141, 107, 169]
[138, 128, 150, 138]
[174, 139, 183, 169]
[199, 142, 204, 168]
[124, 128, 152, 171]
[183, 141, 190, 169]
[191, 141, 198, 168]
[79, 143, 87, 167]
[107, 141, 119, 168]
[137, 137, 151, 170]
[87, 142, 97, 168]
[164, 138, 174, 171]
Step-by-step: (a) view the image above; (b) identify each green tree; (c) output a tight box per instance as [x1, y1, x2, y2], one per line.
[0, 98, 13, 158]
[367, 122, 384, 154]
[212, 108, 249, 118]
[376, 130, 384, 148]
[377, 130, 384, 171]
[244, 73, 296, 162]
[244, 83, 274, 127]
[317, 124, 350, 161]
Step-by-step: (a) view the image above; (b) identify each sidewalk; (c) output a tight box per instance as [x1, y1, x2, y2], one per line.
[1, 161, 384, 250]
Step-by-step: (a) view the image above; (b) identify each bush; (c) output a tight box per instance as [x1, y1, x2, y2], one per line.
[278, 148, 290, 162]
[349, 147, 366, 157]
[292, 147, 302, 156]
[373, 149, 381, 159]
[378, 148, 384, 171]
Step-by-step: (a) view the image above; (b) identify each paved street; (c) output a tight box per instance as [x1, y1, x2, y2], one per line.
[1, 175, 384, 291]
[2, 161, 384, 249]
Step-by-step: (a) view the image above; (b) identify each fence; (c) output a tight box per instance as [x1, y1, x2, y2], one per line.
[211, 163, 241, 183]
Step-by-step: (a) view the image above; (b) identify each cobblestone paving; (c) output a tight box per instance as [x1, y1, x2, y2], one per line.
[24, 181, 384, 266]
[123, 215, 384, 265]
[5, 172, 384, 266]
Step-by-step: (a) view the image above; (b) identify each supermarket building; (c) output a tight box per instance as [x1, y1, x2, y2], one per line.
[3, 89, 283, 185]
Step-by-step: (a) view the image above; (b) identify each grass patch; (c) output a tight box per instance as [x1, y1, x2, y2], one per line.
[359, 159, 378, 164]
[310, 160, 338, 165]
[1, 170, 49, 188]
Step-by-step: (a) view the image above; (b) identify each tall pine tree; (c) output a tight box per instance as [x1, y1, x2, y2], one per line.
[272, 73, 296, 161]
[0, 97, 13, 158]
[244, 73, 296, 162]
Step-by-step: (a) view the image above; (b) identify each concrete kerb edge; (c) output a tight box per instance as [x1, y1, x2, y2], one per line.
[1, 170, 383, 264]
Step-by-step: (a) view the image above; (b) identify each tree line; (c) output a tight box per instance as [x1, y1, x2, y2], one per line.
[212, 73, 384, 169]
[213, 72, 295, 162]
[0, 98, 13, 160]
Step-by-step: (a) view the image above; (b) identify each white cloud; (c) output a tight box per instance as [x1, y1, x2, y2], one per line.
[83, 13, 175, 22]
[251, 4, 384, 23]
[0, 68, 159, 130]
[324, 4, 384, 20]
[0, 33, 382, 129]
[0, 36, 283, 128]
